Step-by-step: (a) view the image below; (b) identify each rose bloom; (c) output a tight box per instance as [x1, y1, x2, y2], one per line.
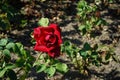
[33, 24, 62, 58]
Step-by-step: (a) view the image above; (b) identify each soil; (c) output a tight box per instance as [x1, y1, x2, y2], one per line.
[1, 1, 120, 80]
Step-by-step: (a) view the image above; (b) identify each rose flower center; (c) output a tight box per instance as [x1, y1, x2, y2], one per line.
[45, 34, 57, 47]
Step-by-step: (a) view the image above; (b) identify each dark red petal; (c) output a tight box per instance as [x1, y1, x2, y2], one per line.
[47, 46, 60, 58]
[34, 42, 48, 52]
[49, 24, 62, 45]
[45, 34, 56, 44]
[41, 27, 54, 34]
[34, 27, 41, 40]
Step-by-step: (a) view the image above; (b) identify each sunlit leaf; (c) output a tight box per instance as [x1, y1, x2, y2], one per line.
[3, 49, 10, 58]
[37, 64, 46, 73]
[45, 66, 56, 77]
[6, 42, 15, 49]
[38, 18, 49, 27]
[0, 39, 8, 46]
[55, 63, 68, 73]
[0, 68, 7, 78]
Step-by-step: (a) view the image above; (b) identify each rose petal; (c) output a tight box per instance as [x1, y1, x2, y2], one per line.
[41, 27, 54, 34]
[34, 27, 41, 40]
[45, 34, 56, 44]
[48, 46, 60, 58]
[49, 24, 62, 45]
[34, 42, 48, 52]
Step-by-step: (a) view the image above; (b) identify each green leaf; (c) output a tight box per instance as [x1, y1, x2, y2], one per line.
[20, 20, 27, 28]
[0, 39, 8, 46]
[33, 61, 40, 67]
[45, 66, 56, 77]
[96, 20, 101, 26]
[15, 43, 23, 49]
[94, 60, 100, 66]
[38, 18, 49, 27]
[37, 64, 46, 73]
[26, 63, 32, 71]
[20, 49, 27, 57]
[16, 58, 25, 67]
[6, 42, 15, 49]
[64, 41, 71, 46]
[83, 42, 91, 51]
[105, 53, 111, 60]
[55, 63, 68, 73]
[13, 43, 23, 55]
[5, 64, 16, 70]
[91, 52, 98, 59]
[79, 25, 85, 30]
[66, 50, 72, 57]
[7, 69, 17, 80]
[80, 50, 87, 58]
[0, 68, 7, 78]
[3, 49, 10, 57]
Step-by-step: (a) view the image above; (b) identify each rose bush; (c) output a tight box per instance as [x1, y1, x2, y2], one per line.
[34, 24, 62, 58]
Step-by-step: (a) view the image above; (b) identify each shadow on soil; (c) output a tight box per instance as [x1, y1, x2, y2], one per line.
[90, 68, 120, 80]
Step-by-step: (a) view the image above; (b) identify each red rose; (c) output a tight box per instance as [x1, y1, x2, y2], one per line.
[33, 24, 62, 58]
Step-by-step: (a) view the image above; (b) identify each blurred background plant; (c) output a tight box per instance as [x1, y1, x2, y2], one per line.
[0, 0, 28, 31]
[77, 0, 107, 35]
[61, 40, 116, 75]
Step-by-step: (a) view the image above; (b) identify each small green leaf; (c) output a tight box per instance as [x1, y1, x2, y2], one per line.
[38, 18, 49, 27]
[5, 64, 16, 70]
[79, 25, 85, 30]
[16, 58, 25, 67]
[37, 64, 46, 73]
[0, 68, 7, 78]
[20, 20, 27, 28]
[94, 60, 100, 66]
[45, 66, 56, 77]
[15, 43, 23, 49]
[3, 49, 10, 57]
[6, 42, 15, 49]
[91, 52, 98, 59]
[33, 61, 40, 67]
[80, 50, 87, 58]
[84, 42, 91, 51]
[13, 43, 23, 55]
[64, 41, 71, 46]
[55, 63, 68, 73]
[105, 53, 111, 60]
[20, 49, 27, 57]
[0, 39, 8, 46]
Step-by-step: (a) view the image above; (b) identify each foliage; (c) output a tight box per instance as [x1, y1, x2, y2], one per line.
[38, 18, 49, 27]
[33, 53, 68, 77]
[61, 41, 114, 74]
[77, 0, 106, 35]
[0, 38, 34, 79]
[0, 38, 68, 79]
[0, 0, 27, 31]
